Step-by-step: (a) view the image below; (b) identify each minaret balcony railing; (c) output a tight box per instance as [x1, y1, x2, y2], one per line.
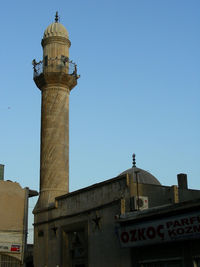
[32, 57, 79, 79]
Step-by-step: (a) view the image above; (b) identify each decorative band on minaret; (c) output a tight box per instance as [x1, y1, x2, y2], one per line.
[33, 14, 79, 209]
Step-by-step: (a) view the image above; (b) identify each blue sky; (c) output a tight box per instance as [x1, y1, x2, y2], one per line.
[0, 0, 200, 243]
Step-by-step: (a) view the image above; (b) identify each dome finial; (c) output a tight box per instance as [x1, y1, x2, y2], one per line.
[55, 11, 59, 23]
[132, 153, 136, 167]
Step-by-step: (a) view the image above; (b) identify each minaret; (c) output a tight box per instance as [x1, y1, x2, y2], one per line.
[33, 13, 79, 209]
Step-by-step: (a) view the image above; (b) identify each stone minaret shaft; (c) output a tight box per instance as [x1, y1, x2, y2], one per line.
[33, 19, 78, 209]
[40, 84, 70, 207]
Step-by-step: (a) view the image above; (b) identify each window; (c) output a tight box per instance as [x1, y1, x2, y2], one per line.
[44, 56, 48, 66]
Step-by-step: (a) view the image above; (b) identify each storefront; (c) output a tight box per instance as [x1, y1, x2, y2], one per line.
[117, 199, 200, 267]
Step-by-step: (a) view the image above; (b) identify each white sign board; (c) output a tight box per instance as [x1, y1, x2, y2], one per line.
[0, 232, 22, 254]
[118, 211, 200, 247]
[0, 243, 21, 253]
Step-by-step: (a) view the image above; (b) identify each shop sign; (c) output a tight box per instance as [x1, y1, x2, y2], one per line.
[118, 211, 200, 247]
[0, 243, 21, 253]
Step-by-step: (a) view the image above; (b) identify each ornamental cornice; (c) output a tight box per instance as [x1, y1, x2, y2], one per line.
[34, 72, 77, 91]
[41, 36, 71, 48]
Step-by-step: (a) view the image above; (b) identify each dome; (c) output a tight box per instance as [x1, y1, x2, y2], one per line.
[43, 22, 69, 39]
[119, 167, 161, 185]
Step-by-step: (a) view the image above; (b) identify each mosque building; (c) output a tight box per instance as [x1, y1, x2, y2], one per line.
[32, 14, 200, 267]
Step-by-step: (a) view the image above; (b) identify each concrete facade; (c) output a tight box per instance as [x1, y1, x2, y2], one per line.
[0, 180, 37, 266]
[0, 181, 27, 264]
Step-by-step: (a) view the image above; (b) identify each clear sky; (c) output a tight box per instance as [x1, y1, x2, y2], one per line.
[0, 0, 200, 243]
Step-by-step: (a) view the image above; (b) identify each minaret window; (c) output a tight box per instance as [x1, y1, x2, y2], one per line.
[44, 56, 48, 66]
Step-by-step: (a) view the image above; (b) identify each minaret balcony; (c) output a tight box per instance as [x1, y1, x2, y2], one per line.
[32, 57, 79, 90]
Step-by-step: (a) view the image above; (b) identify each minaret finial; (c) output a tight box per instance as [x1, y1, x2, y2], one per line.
[55, 11, 59, 23]
[132, 153, 136, 167]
